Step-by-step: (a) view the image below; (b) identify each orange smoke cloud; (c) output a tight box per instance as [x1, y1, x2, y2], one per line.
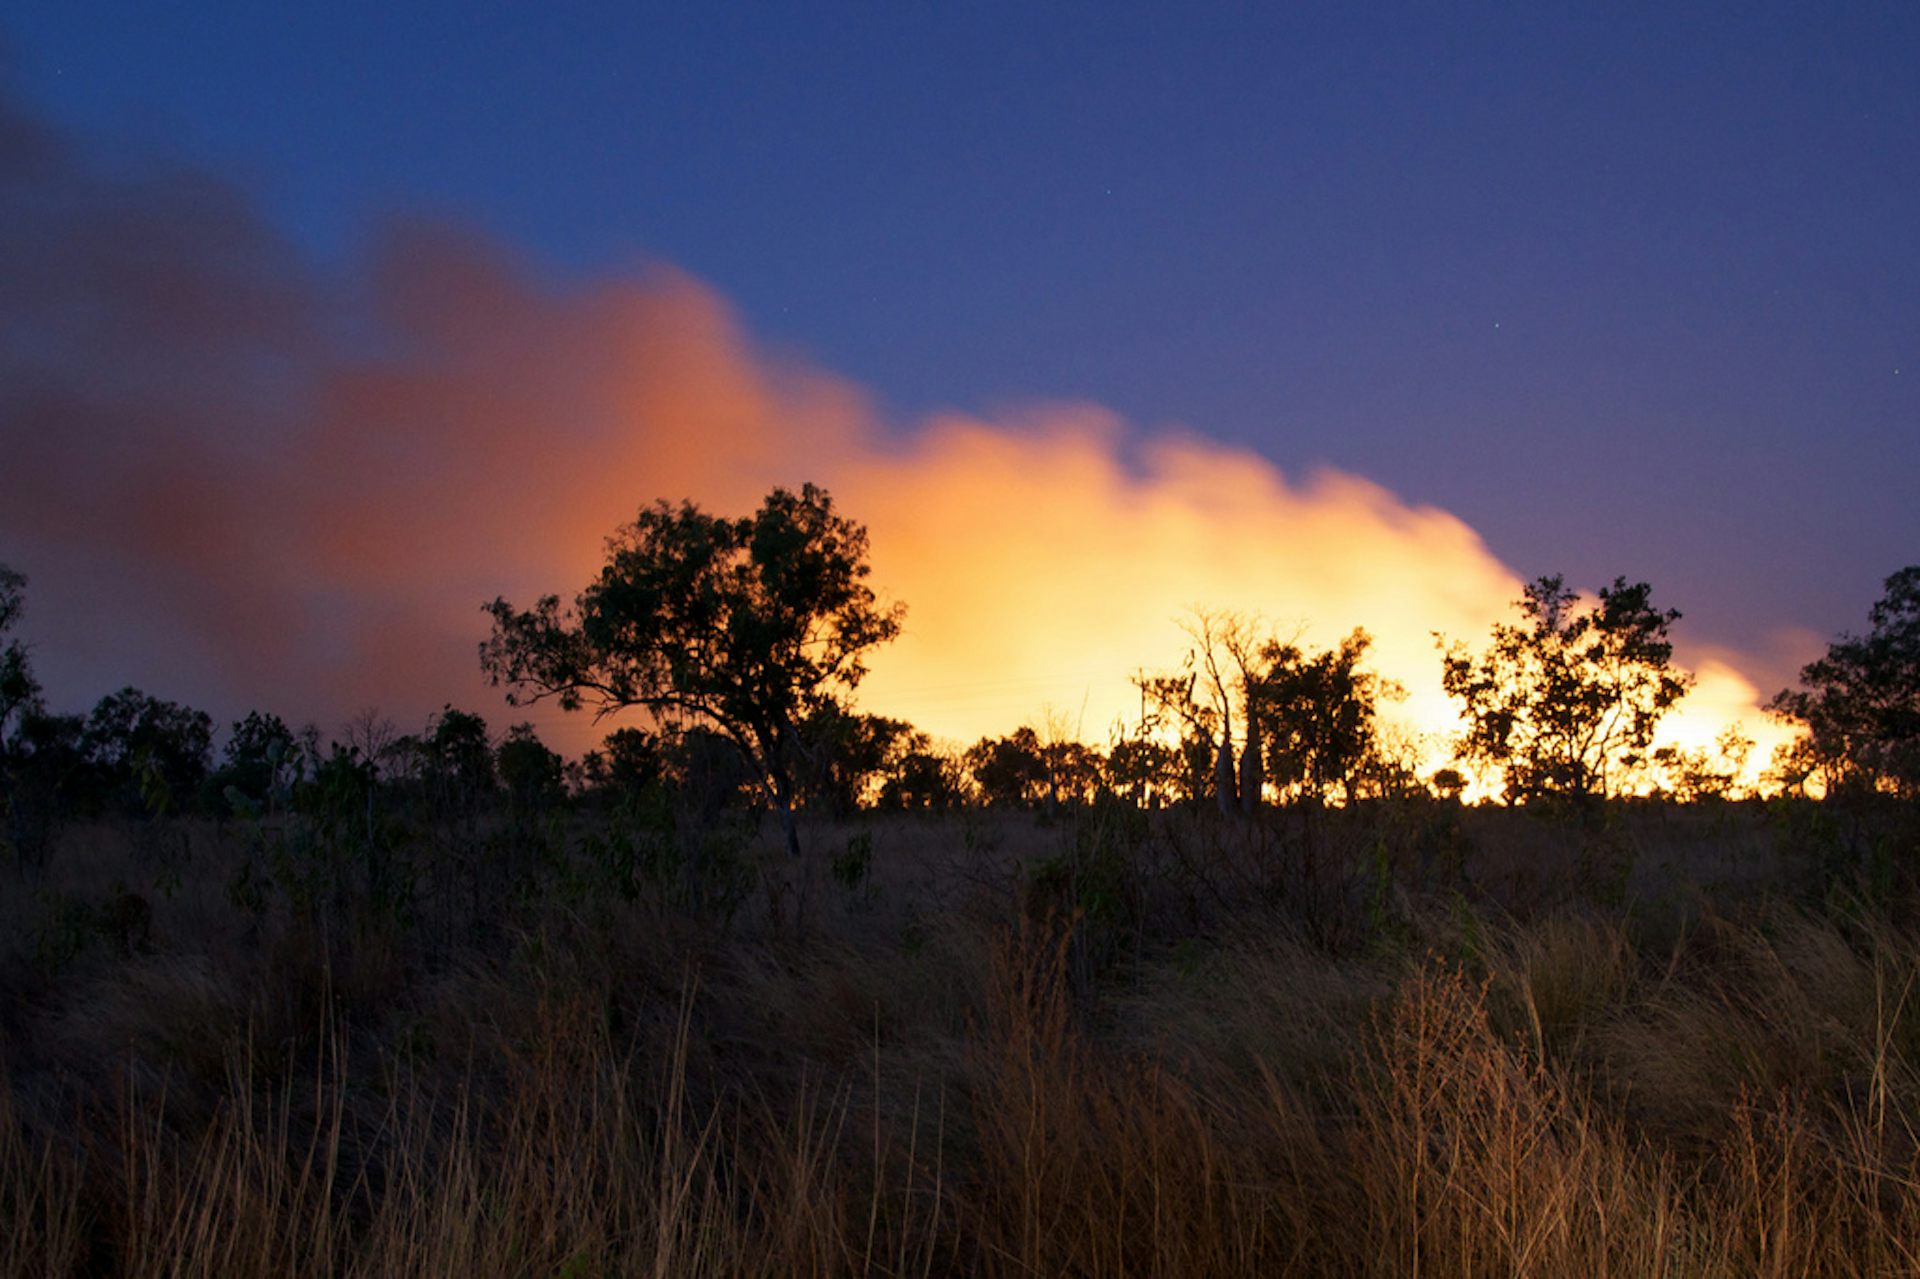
[0, 90, 1796, 782]
[841, 413, 1520, 744]
[276, 241, 1803, 788]
[277, 235, 1541, 754]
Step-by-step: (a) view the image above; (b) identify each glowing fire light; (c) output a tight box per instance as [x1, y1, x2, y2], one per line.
[4, 223, 1802, 790]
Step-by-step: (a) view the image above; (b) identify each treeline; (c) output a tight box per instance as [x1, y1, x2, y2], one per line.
[3, 489, 1917, 873]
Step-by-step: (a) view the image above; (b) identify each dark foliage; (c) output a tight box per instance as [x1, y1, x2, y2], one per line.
[481, 483, 904, 856]
[1253, 628, 1398, 805]
[80, 687, 215, 817]
[1771, 566, 1920, 797]
[1441, 575, 1690, 802]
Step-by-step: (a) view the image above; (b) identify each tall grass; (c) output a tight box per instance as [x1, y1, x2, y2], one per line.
[7, 806, 1920, 1274]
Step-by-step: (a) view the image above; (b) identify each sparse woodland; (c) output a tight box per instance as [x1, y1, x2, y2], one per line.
[3, 496, 1919, 1276]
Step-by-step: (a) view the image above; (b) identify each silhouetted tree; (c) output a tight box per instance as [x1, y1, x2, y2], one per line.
[0, 565, 39, 770]
[1253, 628, 1398, 806]
[82, 687, 215, 816]
[0, 564, 40, 810]
[1040, 737, 1106, 809]
[497, 724, 566, 814]
[794, 703, 918, 814]
[1136, 609, 1266, 812]
[580, 726, 664, 801]
[793, 706, 964, 812]
[661, 723, 760, 824]
[964, 725, 1103, 811]
[876, 741, 964, 810]
[1653, 727, 1753, 802]
[1105, 735, 1182, 808]
[1770, 566, 1920, 797]
[1440, 576, 1691, 802]
[423, 706, 495, 801]
[5, 712, 84, 874]
[481, 484, 904, 858]
[966, 728, 1049, 808]
[0, 571, 83, 873]
[1131, 669, 1220, 804]
[214, 710, 297, 814]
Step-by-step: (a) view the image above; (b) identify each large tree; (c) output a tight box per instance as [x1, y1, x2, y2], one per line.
[1254, 628, 1398, 806]
[1770, 566, 1920, 797]
[1440, 575, 1691, 802]
[481, 483, 903, 858]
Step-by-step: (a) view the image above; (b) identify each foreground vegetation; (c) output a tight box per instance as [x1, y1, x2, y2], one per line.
[6, 794, 1920, 1276]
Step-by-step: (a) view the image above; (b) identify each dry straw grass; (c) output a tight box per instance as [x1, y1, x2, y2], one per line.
[6, 806, 1920, 1275]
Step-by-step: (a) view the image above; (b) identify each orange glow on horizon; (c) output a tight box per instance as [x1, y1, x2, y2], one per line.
[20, 225, 1799, 791]
[310, 256, 1799, 793]
[834, 418, 1797, 794]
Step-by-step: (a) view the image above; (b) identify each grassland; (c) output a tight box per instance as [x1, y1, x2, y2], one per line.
[5, 797, 1920, 1276]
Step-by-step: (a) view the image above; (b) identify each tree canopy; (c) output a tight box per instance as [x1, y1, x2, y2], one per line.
[481, 483, 903, 857]
[81, 687, 215, 816]
[1254, 628, 1400, 806]
[1440, 575, 1691, 802]
[1771, 566, 1920, 797]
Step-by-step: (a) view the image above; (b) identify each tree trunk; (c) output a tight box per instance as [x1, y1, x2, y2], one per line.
[769, 762, 802, 859]
[753, 721, 805, 861]
[1214, 712, 1238, 819]
[779, 801, 801, 860]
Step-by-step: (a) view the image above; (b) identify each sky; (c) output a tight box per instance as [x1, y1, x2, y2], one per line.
[1, 2, 1915, 762]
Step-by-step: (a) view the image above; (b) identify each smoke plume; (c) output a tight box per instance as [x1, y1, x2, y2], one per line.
[0, 88, 1792, 774]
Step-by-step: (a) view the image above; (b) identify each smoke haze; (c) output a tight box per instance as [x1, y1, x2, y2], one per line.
[0, 88, 1794, 771]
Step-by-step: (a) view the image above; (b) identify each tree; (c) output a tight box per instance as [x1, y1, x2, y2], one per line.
[876, 741, 964, 810]
[659, 723, 761, 824]
[0, 565, 40, 769]
[481, 484, 903, 858]
[1105, 734, 1181, 808]
[1037, 736, 1106, 810]
[1253, 628, 1399, 806]
[1131, 669, 1220, 805]
[422, 706, 496, 800]
[793, 704, 916, 814]
[1653, 727, 1753, 802]
[0, 568, 78, 872]
[966, 727, 1049, 808]
[1439, 575, 1691, 803]
[580, 726, 664, 801]
[965, 724, 1105, 811]
[497, 724, 566, 814]
[1133, 609, 1265, 811]
[5, 712, 84, 874]
[214, 710, 297, 814]
[1770, 566, 1920, 797]
[81, 687, 215, 816]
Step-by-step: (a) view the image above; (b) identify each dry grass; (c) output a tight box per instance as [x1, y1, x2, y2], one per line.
[6, 804, 1920, 1274]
